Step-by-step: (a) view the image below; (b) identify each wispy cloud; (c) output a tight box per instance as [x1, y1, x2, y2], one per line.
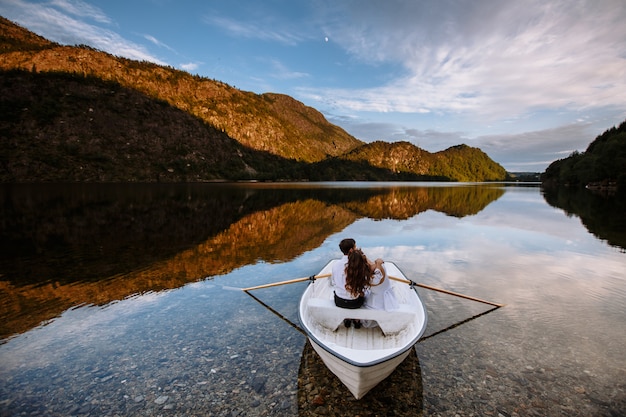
[0, 0, 165, 64]
[297, 0, 626, 170]
[313, 0, 626, 119]
[142, 34, 174, 52]
[48, 0, 111, 23]
[474, 122, 599, 171]
[267, 59, 309, 80]
[204, 14, 304, 46]
[180, 62, 200, 72]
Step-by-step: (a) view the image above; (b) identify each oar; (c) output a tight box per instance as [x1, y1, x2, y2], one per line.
[389, 275, 505, 308]
[242, 273, 331, 292]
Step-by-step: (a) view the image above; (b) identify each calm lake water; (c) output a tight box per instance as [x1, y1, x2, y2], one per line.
[0, 182, 624, 416]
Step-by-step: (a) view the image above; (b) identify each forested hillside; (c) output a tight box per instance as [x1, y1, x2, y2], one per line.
[342, 142, 508, 181]
[542, 120, 626, 192]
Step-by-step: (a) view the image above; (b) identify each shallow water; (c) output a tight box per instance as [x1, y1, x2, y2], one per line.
[0, 183, 624, 416]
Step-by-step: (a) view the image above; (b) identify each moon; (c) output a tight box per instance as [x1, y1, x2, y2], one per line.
[324, 37, 329, 42]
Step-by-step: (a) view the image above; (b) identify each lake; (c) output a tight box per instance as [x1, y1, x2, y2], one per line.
[0, 182, 624, 416]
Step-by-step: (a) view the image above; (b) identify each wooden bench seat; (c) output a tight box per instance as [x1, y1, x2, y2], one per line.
[307, 298, 416, 335]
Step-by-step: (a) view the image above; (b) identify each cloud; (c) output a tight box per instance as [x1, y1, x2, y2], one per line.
[204, 14, 304, 46]
[313, 0, 626, 119]
[48, 0, 111, 23]
[306, 0, 626, 171]
[473, 121, 602, 171]
[325, 117, 468, 148]
[0, 0, 165, 64]
[268, 59, 309, 80]
[180, 62, 200, 72]
[142, 34, 175, 53]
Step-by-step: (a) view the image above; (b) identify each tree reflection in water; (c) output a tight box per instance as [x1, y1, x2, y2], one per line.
[542, 186, 626, 251]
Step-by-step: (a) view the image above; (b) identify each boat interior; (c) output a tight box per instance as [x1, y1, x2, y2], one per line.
[302, 276, 424, 351]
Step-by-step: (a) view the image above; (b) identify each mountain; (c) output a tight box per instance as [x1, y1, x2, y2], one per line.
[542, 119, 626, 193]
[508, 172, 541, 182]
[344, 141, 508, 181]
[0, 16, 509, 182]
[430, 144, 509, 182]
[344, 141, 433, 175]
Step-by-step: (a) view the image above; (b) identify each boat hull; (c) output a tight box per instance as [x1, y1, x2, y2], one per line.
[308, 338, 413, 399]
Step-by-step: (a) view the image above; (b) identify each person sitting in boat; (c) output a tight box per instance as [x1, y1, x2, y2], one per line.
[331, 238, 359, 306]
[331, 239, 369, 328]
[364, 255, 399, 312]
[344, 250, 398, 329]
[333, 244, 381, 328]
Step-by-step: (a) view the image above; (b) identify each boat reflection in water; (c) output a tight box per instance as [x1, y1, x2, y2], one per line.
[298, 342, 424, 416]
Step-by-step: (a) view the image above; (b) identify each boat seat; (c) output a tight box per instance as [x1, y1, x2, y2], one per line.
[307, 298, 416, 335]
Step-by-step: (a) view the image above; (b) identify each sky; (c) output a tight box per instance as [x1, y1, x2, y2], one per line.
[1, 0, 625, 172]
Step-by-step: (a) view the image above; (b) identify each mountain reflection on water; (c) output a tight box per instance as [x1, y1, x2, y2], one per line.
[0, 183, 505, 340]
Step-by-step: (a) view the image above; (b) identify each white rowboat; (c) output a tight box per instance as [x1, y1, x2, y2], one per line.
[298, 259, 428, 399]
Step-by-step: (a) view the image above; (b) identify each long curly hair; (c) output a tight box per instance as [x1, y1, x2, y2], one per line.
[345, 249, 373, 297]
